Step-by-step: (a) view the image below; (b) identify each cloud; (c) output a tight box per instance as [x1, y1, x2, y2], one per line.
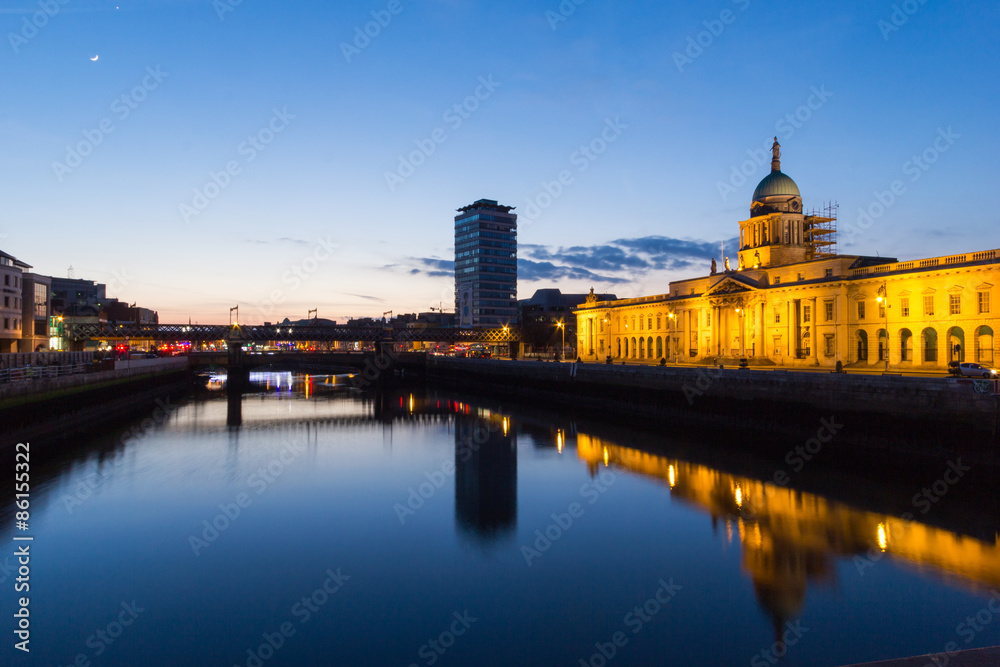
[398, 234, 738, 286]
[243, 237, 310, 246]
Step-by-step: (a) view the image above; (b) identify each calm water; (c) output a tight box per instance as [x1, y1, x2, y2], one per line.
[4, 372, 1000, 667]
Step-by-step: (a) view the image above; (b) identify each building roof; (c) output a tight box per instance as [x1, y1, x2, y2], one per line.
[752, 171, 800, 201]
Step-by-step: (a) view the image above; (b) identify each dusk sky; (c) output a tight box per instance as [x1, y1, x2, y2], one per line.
[2, 0, 998, 324]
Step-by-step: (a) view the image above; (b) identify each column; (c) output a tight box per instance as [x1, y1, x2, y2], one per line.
[811, 297, 818, 362]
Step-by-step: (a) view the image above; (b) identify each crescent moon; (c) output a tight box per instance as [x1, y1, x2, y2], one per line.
[90, 55, 99, 61]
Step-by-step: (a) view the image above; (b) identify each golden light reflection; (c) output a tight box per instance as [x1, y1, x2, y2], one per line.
[574, 433, 1000, 601]
[603, 447, 609, 467]
[305, 375, 311, 399]
[502, 417, 509, 436]
[409, 394, 414, 413]
[557, 430, 564, 453]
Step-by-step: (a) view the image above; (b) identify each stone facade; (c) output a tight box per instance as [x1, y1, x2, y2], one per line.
[574, 140, 999, 370]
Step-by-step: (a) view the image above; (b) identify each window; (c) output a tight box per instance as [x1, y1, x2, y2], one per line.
[774, 308, 781, 324]
[647, 316, 652, 330]
[824, 301, 834, 321]
[824, 268, 833, 278]
[656, 314, 661, 329]
[949, 294, 961, 315]
[2, 296, 7, 308]
[803, 305, 811, 323]
[2, 318, 7, 329]
[706, 311, 711, 327]
[923, 328, 938, 362]
[924, 295, 934, 316]
[979, 292, 991, 314]
[639, 316, 643, 331]
[857, 301, 865, 320]
[824, 335, 835, 357]
[901, 297, 910, 317]
[3, 275, 7, 286]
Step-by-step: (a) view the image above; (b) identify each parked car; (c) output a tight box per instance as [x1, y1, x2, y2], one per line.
[950, 362, 998, 378]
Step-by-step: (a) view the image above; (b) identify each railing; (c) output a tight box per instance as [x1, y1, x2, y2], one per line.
[849, 249, 1000, 277]
[0, 363, 91, 384]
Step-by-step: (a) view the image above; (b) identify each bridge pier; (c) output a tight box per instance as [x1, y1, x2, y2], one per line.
[226, 329, 250, 389]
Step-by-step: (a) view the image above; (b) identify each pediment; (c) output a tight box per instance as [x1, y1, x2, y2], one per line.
[922, 287, 937, 294]
[897, 290, 912, 297]
[947, 285, 965, 293]
[706, 277, 756, 296]
[976, 283, 994, 291]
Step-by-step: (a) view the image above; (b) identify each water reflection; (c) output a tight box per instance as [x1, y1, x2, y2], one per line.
[454, 410, 517, 543]
[576, 434, 1000, 636]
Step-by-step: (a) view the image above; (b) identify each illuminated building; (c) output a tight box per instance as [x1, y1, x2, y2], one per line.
[0, 249, 29, 352]
[575, 139, 998, 370]
[455, 199, 517, 328]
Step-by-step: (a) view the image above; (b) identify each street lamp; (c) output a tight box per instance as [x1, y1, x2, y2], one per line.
[556, 319, 565, 361]
[876, 283, 889, 371]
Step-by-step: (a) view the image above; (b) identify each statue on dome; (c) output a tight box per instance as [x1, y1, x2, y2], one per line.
[711, 258, 717, 275]
[724, 256, 731, 272]
[772, 137, 780, 160]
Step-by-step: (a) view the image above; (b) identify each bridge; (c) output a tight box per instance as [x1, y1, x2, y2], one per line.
[66, 322, 520, 345]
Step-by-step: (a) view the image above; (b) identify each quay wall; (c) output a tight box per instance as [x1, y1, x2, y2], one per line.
[0, 356, 189, 407]
[423, 358, 999, 462]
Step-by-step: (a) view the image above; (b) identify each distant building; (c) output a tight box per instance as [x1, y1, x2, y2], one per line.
[575, 139, 1000, 370]
[520, 288, 617, 355]
[454, 198, 517, 328]
[0, 249, 30, 352]
[20, 273, 52, 351]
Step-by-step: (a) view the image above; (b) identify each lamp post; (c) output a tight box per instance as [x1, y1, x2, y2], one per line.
[877, 283, 889, 371]
[556, 319, 565, 361]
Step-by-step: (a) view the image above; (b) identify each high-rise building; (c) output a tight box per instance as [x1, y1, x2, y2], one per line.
[454, 198, 517, 328]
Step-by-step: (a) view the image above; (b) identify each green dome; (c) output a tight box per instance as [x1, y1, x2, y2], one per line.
[752, 171, 800, 201]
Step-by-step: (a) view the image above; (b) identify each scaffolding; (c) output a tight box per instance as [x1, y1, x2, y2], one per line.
[804, 201, 838, 259]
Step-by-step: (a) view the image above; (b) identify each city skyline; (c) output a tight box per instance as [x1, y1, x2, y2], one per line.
[2, 0, 998, 324]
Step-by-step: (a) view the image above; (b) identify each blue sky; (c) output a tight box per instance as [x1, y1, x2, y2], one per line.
[2, 0, 998, 323]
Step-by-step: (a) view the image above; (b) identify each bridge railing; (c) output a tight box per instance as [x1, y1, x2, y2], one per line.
[0, 363, 92, 384]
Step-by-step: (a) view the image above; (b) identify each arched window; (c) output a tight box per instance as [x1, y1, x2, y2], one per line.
[856, 330, 868, 362]
[656, 336, 663, 359]
[647, 337, 654, 358]
[617, 338, 622, 358]
[639, 337, 645, 358]
[977, 326, 994, 364]
[877, 329, 888, 362]
[631, 337, 637, 358]
[947, 327, 964, 363]
[900, 328, 913, 362]
[922, 327, 938, 363]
